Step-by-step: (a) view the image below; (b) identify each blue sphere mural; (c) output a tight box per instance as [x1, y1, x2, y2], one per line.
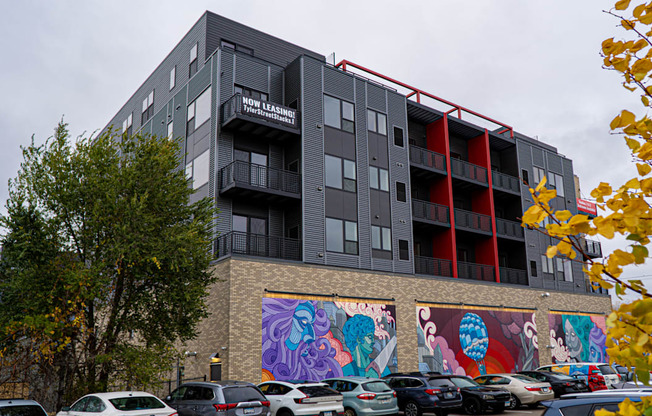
[459, 312, 489, 374]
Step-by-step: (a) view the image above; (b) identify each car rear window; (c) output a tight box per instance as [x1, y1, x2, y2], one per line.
[511, 375, 538, 383]
[449, 377, 478, 388]
[547, 373, 575, 381]
[362, 381, 391, 392]
[109, 397, 166, 410]
[598, 365, 616, 375]
[428, 379, 455, 387]
[0, 405, 47, 416]
[559, 404, 593, 416]
[297, 386, 339, 397]
[223, 386, 265, 403]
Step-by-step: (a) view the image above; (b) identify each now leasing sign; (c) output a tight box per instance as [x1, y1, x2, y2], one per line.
[577, 198, 597, 216]
[241, 96, 297, 129]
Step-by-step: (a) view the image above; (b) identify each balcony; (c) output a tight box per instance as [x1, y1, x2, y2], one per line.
[415, 256, 454, 278]
[495, 218, 524, 240]
[219, 160, 301, 202]
[412, 199, 450, 227]
[214, 231, 302, 261]
[450, 158, 488, 186]
[221, 93, 300, 140]
[499, 267, 528, 286]
[458, 261, 495, 282]
[454, 209, 492, 235]
[581, 238, 602, 259]
[492, 171, 520, 194]
[409, 145, 447, 177]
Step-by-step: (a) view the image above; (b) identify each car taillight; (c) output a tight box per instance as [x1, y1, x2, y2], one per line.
[260, 401, 270, 407]
[392, 391, 397, 398]
[169, 413, 178, 416]
[356, 393, 376, 400]
[425, 389, 441, 395]
[456, 388, 461, 393]
[293, 392, 309, 404]
[214, 404, 237, 412]
[524, 386, 541, 392]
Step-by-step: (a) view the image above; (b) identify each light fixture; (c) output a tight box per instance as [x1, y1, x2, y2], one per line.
[541, 292, 550, 298]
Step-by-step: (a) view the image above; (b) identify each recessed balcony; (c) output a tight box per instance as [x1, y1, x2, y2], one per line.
[412, 199, 450, 228]
[219, 160, 301, 202]
[409, 145, 447, 178]
[450, 158, 488, 186]
[495, 218, 525, 241]
[414, 256, 453, 278]
[458, 261, 495, 282]
[492, 171, 520, 194]
[499, 267, 528, 286]
[454, 208, 492, 235]
[214, 231, 302, 261]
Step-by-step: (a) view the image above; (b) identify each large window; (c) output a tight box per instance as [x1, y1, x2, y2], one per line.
[122, 113, 133, 136]
[326, 218, 358, 254]
[187, 87, 212, 135]
[186, 150, 209, 190]
[234, 85, 268, 101]
[558, 258, 573, 282]
[189, 43, 198, 77]
[541, 254, 554, 274]
[548, 172, 565, 197]
[367, 109, 387, 135]
[325, 155, 356, 192]
[141, 90, 154, 124]
[372, 226, 392, 251]
[369, 166, 389, 191]
[324, 95, 354, 133]
[533, 166, 545, 185]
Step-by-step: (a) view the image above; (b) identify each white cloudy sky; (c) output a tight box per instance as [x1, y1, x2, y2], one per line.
[0, 1, 647, 299]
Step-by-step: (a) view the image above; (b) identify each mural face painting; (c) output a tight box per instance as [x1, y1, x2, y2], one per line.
[548, 314, 607, 363]
[417, 306, 539, 377]
[262, 297, 397, 381]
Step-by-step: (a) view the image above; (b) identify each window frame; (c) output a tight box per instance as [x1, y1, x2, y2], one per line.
[393, 126, 404, 147]
[141, 90, 154, 124]
[234, 84, 268, 101]
[189, 43, 198, 77]
[122, 113, 133, 135]
[186, 86, 212, 135]
[325, 154, 356, 192]
[324, 95, 355, 133]
[398, 239, 409, 260]
[367, 109, 387, 136]
[541, 254, 554, 274]
[396, 182, 407, 202]
[170, 66, 176, 90]
[371, 225, 392, 251]
[326, 218, 358, 255]
[369, 166, 389, 192]
[533, 166, 545, 185]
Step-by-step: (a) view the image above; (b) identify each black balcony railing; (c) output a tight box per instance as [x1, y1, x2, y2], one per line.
[492, 171, 520, 193]
[214, 231, 302, 261]
[458, 261, 495, 282]
[222, 93, 300, 132]
[219, 160, 301, 197]
[454, 208, 492, 233]
[412, 199, 450, 225]
[450, 158, 488, 184]
[581, 238, 603, 258]
[495, 218, 524, 239]
[409, 146, 446, 172]
[499, 267, 528, 285]
[415, 256, 454, 277]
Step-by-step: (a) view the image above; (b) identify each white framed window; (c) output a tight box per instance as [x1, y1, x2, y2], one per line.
[369, 166, 389, 191]
[187, 87, 212, 135]
[533, 166, 545, 185]
[372, 226, 392, 251]
[367, 109, 387, 135]
[189, 43, 198, 77]
[541, 255, 554, 274]
[167, 121, 174, 140]
[186, 150, 209, 190]
[169, 66, 176, 90]
[122, 113, 133, 135]
[549, 173, 565, 197]
[141, 90, 154, 124]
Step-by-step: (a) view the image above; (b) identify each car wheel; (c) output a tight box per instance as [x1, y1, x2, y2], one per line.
[344, 408, 356, 416]
[277, 410, 293, 416]
[507, 394, 520, 410]
[462, 398, 484, 415]
[404, 401, 422, 416]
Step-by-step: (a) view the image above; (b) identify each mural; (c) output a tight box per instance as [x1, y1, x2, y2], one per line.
[548, 313, 607, 363]
[417, 306, 538, 377]
[262, 297, 397, 381]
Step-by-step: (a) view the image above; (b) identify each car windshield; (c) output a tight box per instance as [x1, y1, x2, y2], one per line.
[362, 382, 391, 393]
[109, 397, 166, 410]
[511, 375, 539, 383]
[598, 365, 617, 375]
[449, 377, 479, 388]
[223, 386, 265, 403]
[0, 405, 47, 416]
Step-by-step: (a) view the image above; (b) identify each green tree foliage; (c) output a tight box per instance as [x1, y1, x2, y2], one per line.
[0, 122, 216, 409]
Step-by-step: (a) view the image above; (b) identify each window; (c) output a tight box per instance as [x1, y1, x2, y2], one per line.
[189, 43, 198, 77]
[233, 214, 267, 235]
[533, 166, 545, 185]
[141, 90, 154, 124]
[186, 150, 209, 190]
[170, 66, 176, 90]
[234, 85, 268, 101]
[521, 169, 529, 185]
[393, 126, 404, 147]
[372, 226, 392, 251]
[122, 113, 133, 136]
[396, 182, 407, 202]
[558, 258, 573, 282]
[324, 95, 354, 133]
[326, 218, 358, 254]
[367, 109, 387, 135]
[549, 172, 565, 197]
[221, 40, 253, 55]
[369, 166, 389, 191]
[530, 260, 537, 277]
[541, 255, 554, 274]
[187, 86, 212, 135]
[167, 121, 173, 140]
[399, 240, 409, 260]
[325, 155, 356, 192]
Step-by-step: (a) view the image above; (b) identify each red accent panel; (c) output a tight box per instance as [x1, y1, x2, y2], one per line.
[426, 116, 457, 278]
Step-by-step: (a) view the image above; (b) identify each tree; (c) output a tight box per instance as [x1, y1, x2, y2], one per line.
[522, 1, 652, 414]
[0, 122, 216, 410]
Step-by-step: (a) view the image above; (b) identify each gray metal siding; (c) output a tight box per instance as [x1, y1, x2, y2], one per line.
[324, 67, 354, 101]
[547, 153, 562, 174]
[188, 62, 212, 103]
[270, 66, 283, 103]
[367, 83, 387, 112]
[355, 77, 372, 270]
[235, 54, 269, 93]
[532, 147, 545, 167]
[284, 58, 301, 107]
[215, 49, 235, 235]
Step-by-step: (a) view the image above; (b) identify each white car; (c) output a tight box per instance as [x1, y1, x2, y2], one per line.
[57, 392, 177, 416]
[258, 381, 343, 416]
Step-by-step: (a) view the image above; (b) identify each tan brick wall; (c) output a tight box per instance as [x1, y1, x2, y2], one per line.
[184, 257, 612, 383]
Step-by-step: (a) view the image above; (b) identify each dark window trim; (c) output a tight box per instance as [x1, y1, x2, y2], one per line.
[324, 94, 355, 133]
[393, 125, 404, 147]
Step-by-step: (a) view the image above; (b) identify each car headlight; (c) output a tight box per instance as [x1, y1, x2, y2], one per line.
[482, 395, 492, 400]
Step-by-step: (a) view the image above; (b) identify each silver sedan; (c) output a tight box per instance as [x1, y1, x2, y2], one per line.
[473, 374, 554, 410]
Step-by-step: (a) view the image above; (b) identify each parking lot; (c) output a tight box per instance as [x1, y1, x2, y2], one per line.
[448, 409, 544, 416]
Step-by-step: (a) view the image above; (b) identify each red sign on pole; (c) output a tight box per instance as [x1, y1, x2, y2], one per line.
[577, 198, 597, 216]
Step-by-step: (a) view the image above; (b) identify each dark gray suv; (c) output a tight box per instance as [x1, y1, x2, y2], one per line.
[165, 381, 270, 416]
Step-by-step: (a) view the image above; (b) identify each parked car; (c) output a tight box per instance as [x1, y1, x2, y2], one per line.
[0, 399, 48, 416]
[321, 377, 397, 416]
[612, 364, 634, 382]
[541, 391, 652, 415]
[165, 381, 269, 416]
[518, 370, 590, 397]
[443, 375, 511, 414]
[382, 372, 462, 416]
[257, 380, 343, 416]
[58, 392, 177, 416]
[473, 374, 554, 409]
[537, 362, 620, 391]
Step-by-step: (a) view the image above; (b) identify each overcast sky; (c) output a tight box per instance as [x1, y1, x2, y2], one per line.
[0, 1, 646, 299]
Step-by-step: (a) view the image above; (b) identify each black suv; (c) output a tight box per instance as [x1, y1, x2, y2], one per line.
[165, 381, 270, 416]
[518, 371, 589, 398]
[442, 375, 511, 414]
[382, 372, 462, 416]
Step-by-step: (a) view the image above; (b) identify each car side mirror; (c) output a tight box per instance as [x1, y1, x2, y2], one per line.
[61, 407, 70, 412]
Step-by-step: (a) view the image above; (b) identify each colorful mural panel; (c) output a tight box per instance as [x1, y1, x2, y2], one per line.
[261, 297, 398, 381]
[548, 313, 607, 363]
[416, 306, 539, 377]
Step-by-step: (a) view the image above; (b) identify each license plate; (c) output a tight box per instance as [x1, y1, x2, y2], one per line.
[542, 387, 549, 392]
[444, 392, 453, 398]
[378, 399, 391, 404]
[243, 409, 255, 415]
[505, 401, 510, 406]
[323, 412, 332, 416]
